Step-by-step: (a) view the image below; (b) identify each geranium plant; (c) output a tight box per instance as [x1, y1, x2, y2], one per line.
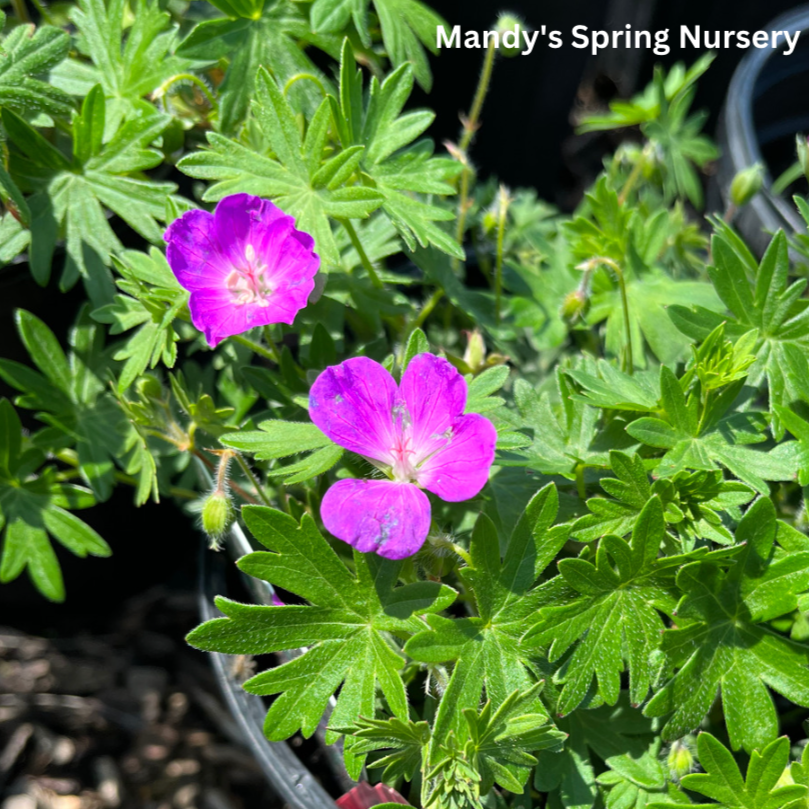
[4, 2, 809, 807]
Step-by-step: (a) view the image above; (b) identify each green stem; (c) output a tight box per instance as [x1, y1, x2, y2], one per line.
[156, 73, 219, 113]
[581, 257, 633, 374]
[494, 186, 508, 325]
[453, 166, 471, 271]
[341, 219, 382, 289]
[9, 0, 30, 21]
[231, 333, 279, 364]
[617, 147, 648, 206]
[575, 463, 587, 501]
[615, 266, 633, 375]
[402, 289, 445, 352]
[234, 453, 273, 508]
[460, 42, 497, 153]
[283, 73, 327, 98]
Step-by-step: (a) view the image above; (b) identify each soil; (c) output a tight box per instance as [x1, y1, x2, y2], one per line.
[0, 585, 290, 809]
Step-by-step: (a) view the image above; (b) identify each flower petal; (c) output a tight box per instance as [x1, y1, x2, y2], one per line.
[164, 209, 229, 291]
[212, 193, 290, 268]
[400, 353, 467, 461]
[321, 479, 431, 559]
[309, 357, 400, 462]
[417, 413, 497, 502]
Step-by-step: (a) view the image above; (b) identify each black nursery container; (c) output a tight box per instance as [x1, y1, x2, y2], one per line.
[718, 5, 809, 255]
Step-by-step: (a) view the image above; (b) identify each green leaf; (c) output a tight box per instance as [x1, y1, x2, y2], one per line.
[625, 366, 797, 494]
[178, 68, 383, 266]
[405, 484, 568, 785]
[644, 498, 809, 752]
[220, 420, 334, 460]
[187, 506, 456, 778]
[330, 41, 463, 259]
[525, 497, 676, 714]
[672, 230, 809, 439]
[0, 21, 73, 118]
[0, 399, 107, 602]
[678, 733, 807, 809]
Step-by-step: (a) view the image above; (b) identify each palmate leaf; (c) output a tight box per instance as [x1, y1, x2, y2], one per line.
[220, 419, 344, 485]
[0, 309, 130, 501]
[525, 497, 681, 716]
[178, 66, 384, 267]
[332, 41, 463, 259]
[566, 177, 720, 366]
[55, 0, 188, 136]
[177, 0, 336, 132]
[0, 14, 73, 119]
[571, 450, 754, 548]
[534, 694, 659, 809]
[187, 505, 456, 778]
[626, 366, 798, 494]
[311, 0, 445, 92]
[405, 484, 569, 787]
[92, 247, 189, 392]
[3, 88, 174, 297]
[644, 498, 809, 752]
[0, 398, 110, 602]
[670, 229, 809, 439]
[504, 365, 632, 478]
[655, 733, 808, 809]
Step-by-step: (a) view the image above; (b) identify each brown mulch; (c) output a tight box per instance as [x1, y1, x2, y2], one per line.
[0, 588, 285, 809]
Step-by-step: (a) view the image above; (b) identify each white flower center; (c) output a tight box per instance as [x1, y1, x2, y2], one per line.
[225, 244, 273, 306]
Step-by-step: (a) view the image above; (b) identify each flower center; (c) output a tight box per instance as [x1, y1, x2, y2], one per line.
[390, 431, 418, 483]
[225, 244, 273, 306]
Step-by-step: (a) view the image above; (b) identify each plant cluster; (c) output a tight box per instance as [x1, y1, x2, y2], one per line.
[4, 3, 809, 807]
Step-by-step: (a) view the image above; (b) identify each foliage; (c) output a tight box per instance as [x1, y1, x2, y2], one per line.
[4, 4, 809, 808]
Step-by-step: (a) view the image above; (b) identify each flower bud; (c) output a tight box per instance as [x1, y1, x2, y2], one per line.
[730, 163, 764, 208]
[667, 739, 694, 781]
[463, 330, 487, 373]
[494, 13, 524, 57]
[202, 490, 234, 548]
[560, 289, 588, 322]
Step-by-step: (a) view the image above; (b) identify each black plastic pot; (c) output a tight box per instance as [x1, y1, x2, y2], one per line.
[718, 5, 809, 255]
[196, 476, 351, 807]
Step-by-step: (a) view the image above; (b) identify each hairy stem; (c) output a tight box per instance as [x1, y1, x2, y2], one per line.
[494, 186, 509, 325]
[460, 41, 497, 153]
[234, 453, 273, 508]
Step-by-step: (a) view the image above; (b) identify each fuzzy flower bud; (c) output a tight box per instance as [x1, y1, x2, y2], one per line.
[494, 13, 524, 56]
[730, 163, 764, 208]
[202, 490, 234, 548]
[667, 739, 694, 781]
[560, 289, 589, 322]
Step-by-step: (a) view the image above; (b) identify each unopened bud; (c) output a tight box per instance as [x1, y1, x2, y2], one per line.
[463, 330, 487, 373]
[560, 289, 588, 322]
[494, 13, 524, 57]
[730, 163, 764, 208]
[202, 490, 234, 548]
[667, 739, 694, 781]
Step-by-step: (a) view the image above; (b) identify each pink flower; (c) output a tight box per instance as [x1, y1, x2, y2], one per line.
[337, 782, 410, 808]
[309, 353, 497, 559]
[164, 194, 319, 347]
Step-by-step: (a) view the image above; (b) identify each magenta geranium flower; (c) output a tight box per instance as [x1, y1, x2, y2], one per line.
[309, 353, 497, 560]
[164, 194, 319, 347]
